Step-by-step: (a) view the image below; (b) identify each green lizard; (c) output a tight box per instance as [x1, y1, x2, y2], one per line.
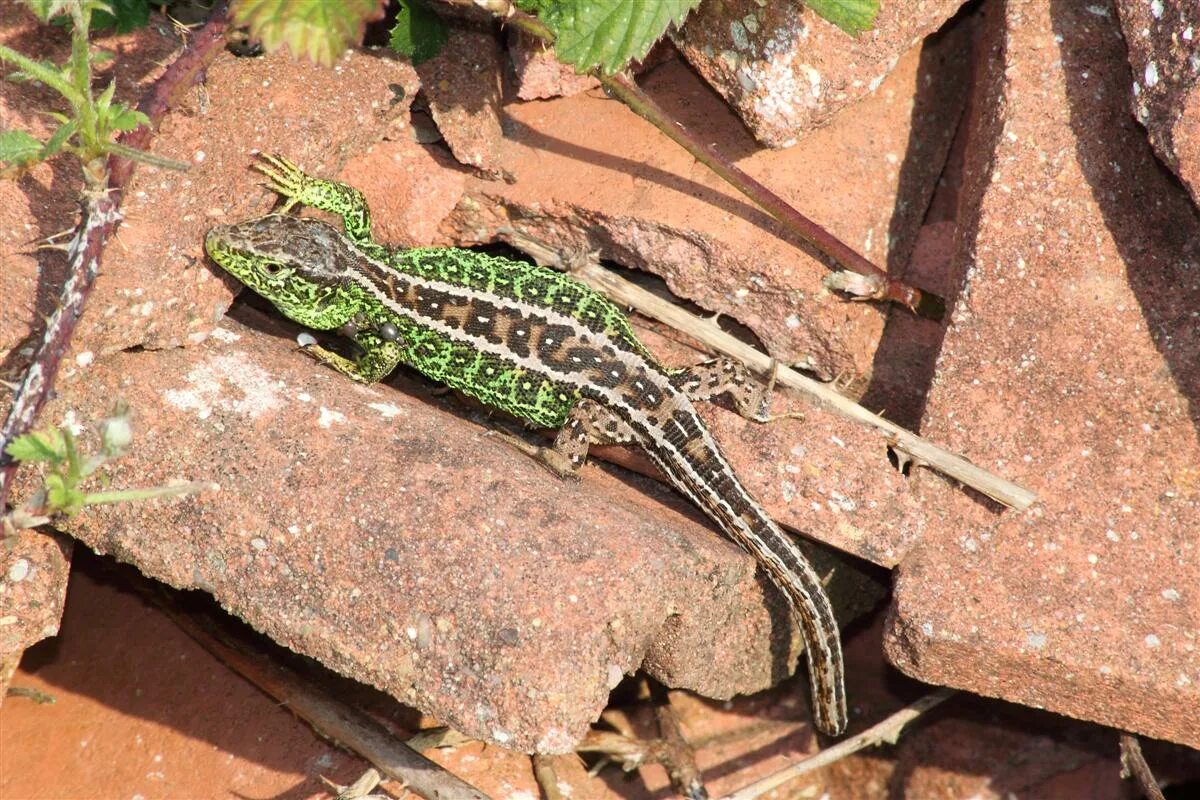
[204, 154, 848, 736]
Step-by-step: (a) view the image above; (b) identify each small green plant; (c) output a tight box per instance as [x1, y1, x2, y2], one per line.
[3, 402, 213, 533]
[0, 0, 185, 179]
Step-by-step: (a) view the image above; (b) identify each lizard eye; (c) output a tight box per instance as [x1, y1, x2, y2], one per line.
[262, 260, 284, 275]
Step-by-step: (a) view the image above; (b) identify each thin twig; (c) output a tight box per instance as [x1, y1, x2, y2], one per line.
[161, 600, 492, 800]
[650, 683, 708, 800]
[502, 232, 1036, 511]
[446, 0, 943, 319]
[1119, 734, 1165, 800]
[721, 688, 956, 800]
[0, 5, 231, 510]
[531, 754, 565, 800]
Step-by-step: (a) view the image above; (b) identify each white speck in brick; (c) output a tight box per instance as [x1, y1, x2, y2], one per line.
[568, 594, 578, 603]
[8, 558, 30, 582]
[1027, 632, 1047, 650]
[799, 63, 822, 98]
[1145, 62, 1159, 88]
[163, 353, 281, 420]
[607, 664, 624, 688]
[1162, 588, 1181, 601]
[368, 402, 406, 419]
[317, 407, 346, 428]
[1150, 0, 1163, 18]
[250, 538, 267, 551]
[1087, 553, 1098, 564]
[1185, 26, 1194, 41]
[736, 67, 757, 92]
[830, 435, 845, 448]
[296, 392, 312, 403]
[209, 326, 241, 343]
[1145, 634, 1161, 648]
[962, 537, 978, 553]
[491, 728, 511, 744]
[193, 150, 206, 163]
[921, 622, 933, 636]
[729, 20, 750, 50]
[75, 351, 94, 367]
[1106, 530, 1119, 542]
[287, 525, 300, 535]
[784, 314, 801, 329]
[1099, 665, 1112, 674]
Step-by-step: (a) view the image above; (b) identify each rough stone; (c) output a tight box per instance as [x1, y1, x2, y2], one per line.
[673, 0, 969, 148]
[29, 314, 874, 752]
[1116, 0, 1200, 207]
[0, 530, 72, 690]
[507, 29, 599, 100]
[884, 0, 1200, 750]
[417, 27, 506, 175]
[445, 34, 969, 383]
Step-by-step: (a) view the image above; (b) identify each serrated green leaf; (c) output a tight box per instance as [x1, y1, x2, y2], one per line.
[22, 0, 72, 22]
[41, 118, 77, 157]
[5, 428, 67, 464]
[388, 0, 448, 66]
[96, 79, 116, 118]
[108, 103, 147, 132]
[538, 0, 699, 76]
[804, 0, 878, 35]
[231, 0, 385, 67]
[91, 0, 151, 33]
[45, 472, 85, 516]
[0, 129, 44, 164]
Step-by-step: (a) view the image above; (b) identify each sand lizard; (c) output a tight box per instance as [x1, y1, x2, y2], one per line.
[204, 155, 848, 735]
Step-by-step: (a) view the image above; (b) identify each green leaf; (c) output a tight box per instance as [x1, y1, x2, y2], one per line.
[91, 0, 151, 33]
[45, 472, 85, 516]
[231, 0, 385, 67]
[0, 129, 44, 165]
[388, 0, 448, 66]
[41, 118, 77, 157]
[5, 428, 67, 465]
[95, 79, 116, 119]
[108, 103, 148, 132]
[22, 0, 72, 22]
[804, 0, 878, 35]
[535, 0, 700, 76]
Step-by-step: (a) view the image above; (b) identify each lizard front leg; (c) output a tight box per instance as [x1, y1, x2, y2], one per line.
[303, 332, 407, 384]
[252, 153, 373, 245]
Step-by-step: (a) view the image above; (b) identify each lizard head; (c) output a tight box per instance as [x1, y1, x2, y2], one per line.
[205, 214, 362, 329]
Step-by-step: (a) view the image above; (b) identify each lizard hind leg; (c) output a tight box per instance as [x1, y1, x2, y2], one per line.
[252, 153, 373, 245]
[673, 357, 802, 424]
[538, 399, 635, 480]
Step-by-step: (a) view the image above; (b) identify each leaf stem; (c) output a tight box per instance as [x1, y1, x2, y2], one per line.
[83, 482, 216, 507]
